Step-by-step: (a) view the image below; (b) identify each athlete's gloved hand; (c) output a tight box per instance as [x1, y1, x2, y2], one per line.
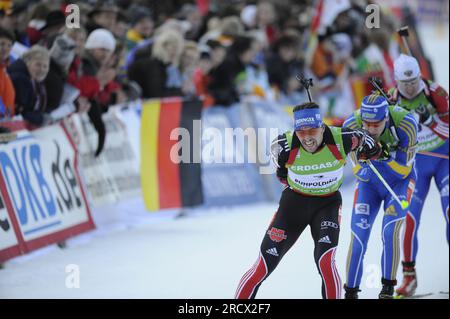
[356, 130, 382, 161]
[270, 134, 290, 168]
[271, 134, 290, 186]
[377, 141, 390, 160]
[357, 142, 383, 161]
[415, 105, 434, 126]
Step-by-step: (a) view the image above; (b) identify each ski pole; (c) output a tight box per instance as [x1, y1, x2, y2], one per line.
[398, 26, 412, 56]
[418, 151, 449, 160]
[366, 160, 410, 210]
[369, 77, 391, 103]
[296, 75, 314, 102]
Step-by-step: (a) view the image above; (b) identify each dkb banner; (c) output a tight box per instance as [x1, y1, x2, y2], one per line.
[0, 123, 95, 263]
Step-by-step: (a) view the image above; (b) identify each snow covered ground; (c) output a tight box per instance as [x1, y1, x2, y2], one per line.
[0, 24, 448, 299]
[0, 182, 448, 299]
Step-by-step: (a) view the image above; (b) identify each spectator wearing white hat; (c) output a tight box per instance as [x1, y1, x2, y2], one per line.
[80, 28, 118, 156]
[85, 28, 116, 67]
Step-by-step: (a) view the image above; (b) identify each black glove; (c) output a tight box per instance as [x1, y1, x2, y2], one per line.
[270, 134, 290, 168]
[277, 135, 290, 165]
[378, 140, 390, 160]
[357, 142, 383, 161]
[356, 130, 382, 161]
[415, 105, 433, 126]
[271, 134, 290, 185]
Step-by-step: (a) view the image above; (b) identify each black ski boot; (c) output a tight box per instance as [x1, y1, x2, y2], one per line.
[379, 278, 397, 299]
[344, 284, 361, 299]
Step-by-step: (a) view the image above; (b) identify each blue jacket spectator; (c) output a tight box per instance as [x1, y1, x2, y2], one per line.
[7, 45, 51, 126]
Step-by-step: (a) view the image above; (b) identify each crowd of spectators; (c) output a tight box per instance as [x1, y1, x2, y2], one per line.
[0, 0, 408, 151]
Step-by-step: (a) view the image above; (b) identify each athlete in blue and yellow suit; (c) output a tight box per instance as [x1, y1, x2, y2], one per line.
[343, 94, 418, 299]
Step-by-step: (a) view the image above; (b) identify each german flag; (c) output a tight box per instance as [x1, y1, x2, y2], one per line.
[141, 97, 203, 212]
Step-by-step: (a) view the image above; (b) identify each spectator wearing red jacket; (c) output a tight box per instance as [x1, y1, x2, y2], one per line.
[72, 28, 118, 156]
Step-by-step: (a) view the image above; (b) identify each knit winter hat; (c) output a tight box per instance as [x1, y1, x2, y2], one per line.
[85, 28, 116, 52]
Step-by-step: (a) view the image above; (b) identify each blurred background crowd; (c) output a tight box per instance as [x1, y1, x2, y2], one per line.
[0, 0, 448, 135]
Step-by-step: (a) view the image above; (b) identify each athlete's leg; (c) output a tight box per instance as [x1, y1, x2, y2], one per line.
[380, 175, 415, 288]
[345, 181, 382, 290]
[310, 192, 343, 299]
[434, 158, 449, 244]
[403, 156, 432, 264]
[235, 188, 309, 299]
